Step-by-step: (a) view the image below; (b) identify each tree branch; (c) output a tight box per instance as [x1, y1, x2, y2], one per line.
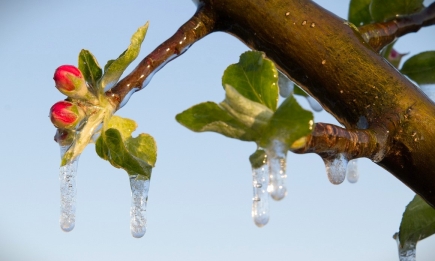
[292, 123, 386, 162]
[106, 5, 218, 109]
[105, 0, 435, 207]
[358, 2, 435, 52]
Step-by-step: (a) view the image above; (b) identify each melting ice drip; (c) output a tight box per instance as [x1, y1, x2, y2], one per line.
[324, 153, 348, 185]
[266, 140, 288, 201]
[346, 159, 359, 183]
[394, 233, 416, 261]
[252, 155, 270, 227]
[129, 175, 150, 238]
[59, 158, 79, 232]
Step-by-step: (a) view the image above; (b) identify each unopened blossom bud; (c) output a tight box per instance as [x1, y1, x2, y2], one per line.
[387, 49, 408, 68]
[54, 129, 75, 146]
[53, 65, 90, 99]
[50, 101, 85, 129]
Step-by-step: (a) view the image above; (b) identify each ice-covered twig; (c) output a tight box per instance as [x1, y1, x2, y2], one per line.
[358, 2, 435, 52]
[292, 123, 388, 163]
[107, 6, 217, 108]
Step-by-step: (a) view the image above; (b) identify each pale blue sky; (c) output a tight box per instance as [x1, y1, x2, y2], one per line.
[0, 0, 434, 260]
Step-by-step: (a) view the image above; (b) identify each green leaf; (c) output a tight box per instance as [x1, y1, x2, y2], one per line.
[99, 22, 149, 90]
[401, 51, 435, 85]
[370, 0, 424, 23]
[220, 84, 273, 135]
[262, 96, 313, 148]
[293, 84, 308, 97]
[78, 49, 102, 92]
[222, 51, 279, 111]
[399, 195, 435, 247]
[348, 0, 372, 26]
[175, 101, 257, 141]
[95, 116, 157, 178]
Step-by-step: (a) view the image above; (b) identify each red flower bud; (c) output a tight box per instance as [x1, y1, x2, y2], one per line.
[53, 65, 89, 99]
[50, 101, 85, 129]
[54, 129, 75, 146]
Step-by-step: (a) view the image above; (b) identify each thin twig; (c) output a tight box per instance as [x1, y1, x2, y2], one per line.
[358, 2, 435, 52]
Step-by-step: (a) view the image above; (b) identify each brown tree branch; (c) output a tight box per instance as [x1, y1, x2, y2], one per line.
[292, 123, 386, 162]
[358, 2, 435, 52]
[104, 0, 435, 207]
[106, 5, 218, 109]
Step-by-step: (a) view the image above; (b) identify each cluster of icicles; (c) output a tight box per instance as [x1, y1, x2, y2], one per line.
[58, 146, 150, 238]
[251, 140, 359, 227]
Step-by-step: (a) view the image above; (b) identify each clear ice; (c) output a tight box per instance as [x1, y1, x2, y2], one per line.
[394, 233, 416, 261]
[266, 140, 288, 200]
[129, 175, 150, 238]
[59, 158, 79, 232]
[252, 157, 270, 227]
[346, 159, 359, 183]
[324, 153, 348, 185]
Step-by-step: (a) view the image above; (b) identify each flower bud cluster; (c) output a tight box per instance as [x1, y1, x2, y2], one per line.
[50, 65, 95, 140]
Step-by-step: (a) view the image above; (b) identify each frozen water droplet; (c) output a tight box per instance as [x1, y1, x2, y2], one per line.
[278, 72, 294, 98]
[346, 159, 359, 183]
[306, 96, 323, 112]
[266, 140, 288, 200]
[59, 157, 79, 232]
[252, 156, 269, 227]
[324, 153, 348, 185]
[129, 175, 150, 238]
[394, 233, 416, 261]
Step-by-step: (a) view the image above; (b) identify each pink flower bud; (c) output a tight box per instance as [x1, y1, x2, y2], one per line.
[54, 129, 75, 146]
[53, 65, 89, 99]
[50, 101, 85, 129]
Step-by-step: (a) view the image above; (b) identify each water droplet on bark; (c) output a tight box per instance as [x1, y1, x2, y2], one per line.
[346, 159, 359, 183]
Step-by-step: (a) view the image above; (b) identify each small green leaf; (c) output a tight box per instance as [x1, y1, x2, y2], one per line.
[220, 85, 273, 134]
[222, 51, 279, 111]
[348, 0, 372, 26]
[262, 96, 313, 148]
[104, 59, 115, 73]
[78, 49, 102, 92]
[175, 101, 257, 141]
[99, 22, 149, 90]
[401, 51, 435, 85]
[96, 115, 157, 178]
[370, 0, 424, 23]
[399, 195, 435, 247]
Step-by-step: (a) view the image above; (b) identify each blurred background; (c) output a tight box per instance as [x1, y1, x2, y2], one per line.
[1, 0, 434, 260]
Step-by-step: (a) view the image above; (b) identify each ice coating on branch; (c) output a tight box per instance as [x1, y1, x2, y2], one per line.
[394, 233, 416, 261]
[346, 159, 359, 183]
[130, 176, 150, 238]
[252, 157, 270, 227]
[59, 157, 79, 232]
[324, 153, 348, 185]
[266, 140, 288, 200]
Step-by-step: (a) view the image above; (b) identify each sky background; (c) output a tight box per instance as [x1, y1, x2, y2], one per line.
[1, 0, 434, 260]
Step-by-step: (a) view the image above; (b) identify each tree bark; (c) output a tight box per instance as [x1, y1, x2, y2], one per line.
[111, 0, 435, 207]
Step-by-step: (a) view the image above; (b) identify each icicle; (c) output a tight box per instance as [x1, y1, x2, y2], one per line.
[129, 175, 150, 238]
[306, 96, 323, 112]
[324, 153, 348, 185]
[251, 154, 269, 227]
[346, 159, 359, 183]
[266, 140, 288, 201]
[59, 157, 79, 232]
[394, 233, 416, 261]
[278, 71, 294, 98]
